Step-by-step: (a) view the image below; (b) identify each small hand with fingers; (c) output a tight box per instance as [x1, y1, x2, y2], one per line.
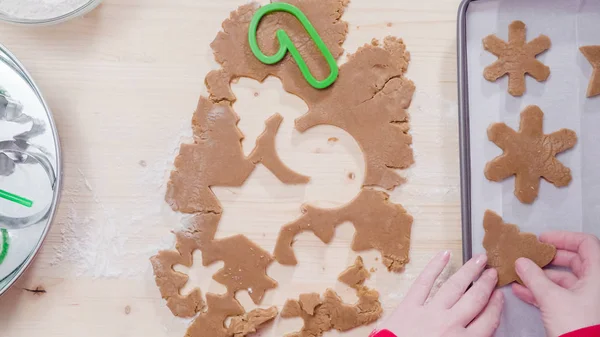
[512, 231, 600, 337]
[375, 252, 503, 337]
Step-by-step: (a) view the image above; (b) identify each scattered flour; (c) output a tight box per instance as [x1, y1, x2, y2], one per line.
[50, 121, 191, 279]
[0, 0, 92, 21]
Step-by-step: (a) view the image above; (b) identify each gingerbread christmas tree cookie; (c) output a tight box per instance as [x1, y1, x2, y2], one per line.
[482, 210, 556, 287]
[580, 45, 600, 98]
[483, 20, 551, 96]
[485, 105, 577, 204]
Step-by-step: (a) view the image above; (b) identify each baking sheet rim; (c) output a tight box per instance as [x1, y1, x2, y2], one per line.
[458, 0, 476, 265]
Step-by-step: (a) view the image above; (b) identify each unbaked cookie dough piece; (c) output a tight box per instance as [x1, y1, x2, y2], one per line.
[482, 210, 556, 287]
[281, 259, 382, 337]
[485, 105, 577, 204]
[483, 20, 551, 96]
[580, 45, 600, 98]
[274, 188, 413, 272]
[228, 306, 279, 337]
[185, 294, 244, 337]
[338, 256, 370, 289]
[184, 293, 278, 337]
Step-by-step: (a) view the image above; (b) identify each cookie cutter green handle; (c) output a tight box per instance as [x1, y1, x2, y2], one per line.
[0, 229, 9, 265]
[248, 2, 338, 89]
[0, 189, 33, 208]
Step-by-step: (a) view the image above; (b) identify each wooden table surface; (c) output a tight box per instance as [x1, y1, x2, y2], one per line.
[0, 0, 462, 336]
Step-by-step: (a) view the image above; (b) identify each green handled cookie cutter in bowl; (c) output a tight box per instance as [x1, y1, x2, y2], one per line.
[0, 148, 56, 230]
[248, 2, 338, 89]
[0, 189, 33, 208]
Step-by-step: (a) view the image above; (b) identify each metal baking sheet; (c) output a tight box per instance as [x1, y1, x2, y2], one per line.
[458, 0, 600, 336]
[0, 43, 62, 295]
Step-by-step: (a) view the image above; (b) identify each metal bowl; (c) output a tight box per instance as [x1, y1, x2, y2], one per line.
[0, 0, 102, 26]
[0, 43, 62, 296]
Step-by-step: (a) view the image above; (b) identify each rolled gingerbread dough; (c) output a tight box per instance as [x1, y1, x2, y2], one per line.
[153, 0, 416, 336]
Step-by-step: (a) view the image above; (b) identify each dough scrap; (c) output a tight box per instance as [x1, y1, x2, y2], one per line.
[281, 290, 381, 337]
[482, 210, 556, 287]
[184, 293, 277, 337]
[299, 293, 322, 315]
[248, 113, 310, 184]
[580, 45, 600, 98]
[186, 294, 244, 337]
[150, 213, 277, 318]
[280, 262, 382, 337]
[483, 20, 551, 97]
[228, 306, 279, 337]
[338, 256, 370, 289]
[274, 188, 413, 272]
[485, 105, 577, 204]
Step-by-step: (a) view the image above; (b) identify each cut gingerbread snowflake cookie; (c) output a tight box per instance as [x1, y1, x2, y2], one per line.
[485, 105, 577, 204]
[580, 45, 600, 98]
[483, 20, 551, 96]
[482, 210, 556, 287]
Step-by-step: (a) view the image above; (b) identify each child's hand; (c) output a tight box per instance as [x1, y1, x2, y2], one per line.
[378, 252, 503, 337]
[513, 232, 600, 337]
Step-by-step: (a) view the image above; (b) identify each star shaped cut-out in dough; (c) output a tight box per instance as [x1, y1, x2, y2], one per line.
[483, 20, 551, 97]
[485, 105, 577, 204]
[580, 45, 600, 98]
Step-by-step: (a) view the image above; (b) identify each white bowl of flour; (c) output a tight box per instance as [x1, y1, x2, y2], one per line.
[0, 0, 102, 25]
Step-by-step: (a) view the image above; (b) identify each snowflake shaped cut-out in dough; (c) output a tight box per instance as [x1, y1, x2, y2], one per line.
[483, 20, 551, 97]
[485, 105, 577, 204]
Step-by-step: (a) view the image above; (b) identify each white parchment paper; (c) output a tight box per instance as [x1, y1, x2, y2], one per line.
[466, 0, 600, 336]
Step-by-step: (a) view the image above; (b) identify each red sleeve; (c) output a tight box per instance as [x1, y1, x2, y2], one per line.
[369, 329, 396, 337]
[560, 325, 600, 337]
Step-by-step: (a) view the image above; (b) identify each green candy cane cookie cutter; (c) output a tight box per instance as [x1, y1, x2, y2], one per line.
[248, 2, 338, 89]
